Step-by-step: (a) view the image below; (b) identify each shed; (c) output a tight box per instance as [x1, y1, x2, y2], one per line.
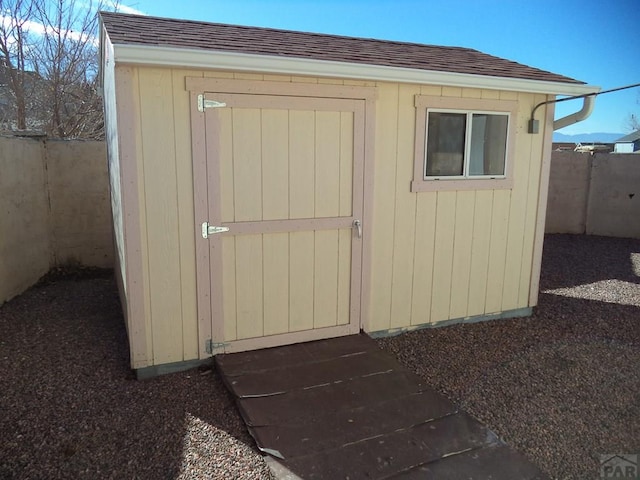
[614, 130, 640, 153]
[99, 12, 598, 377]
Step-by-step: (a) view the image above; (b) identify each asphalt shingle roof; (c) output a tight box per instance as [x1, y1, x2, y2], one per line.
[100, 12, 584, 85]
[615, 130, 640, 142]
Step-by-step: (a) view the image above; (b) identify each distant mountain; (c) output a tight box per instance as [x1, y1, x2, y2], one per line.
[553, 132, 625, 143]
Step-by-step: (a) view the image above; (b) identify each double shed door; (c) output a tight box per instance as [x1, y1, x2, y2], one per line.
[201, 92, 365, 354]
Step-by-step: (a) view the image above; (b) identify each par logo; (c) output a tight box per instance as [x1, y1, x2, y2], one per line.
[600, 454, 638, 479]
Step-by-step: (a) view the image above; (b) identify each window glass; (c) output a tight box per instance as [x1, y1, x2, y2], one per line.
[412, 95, 516, 192]
[469, 114, 508, 176]
[425, 112, 465, 177]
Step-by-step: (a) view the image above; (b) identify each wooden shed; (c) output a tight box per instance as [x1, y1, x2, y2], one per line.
[99, 12, 597, 377]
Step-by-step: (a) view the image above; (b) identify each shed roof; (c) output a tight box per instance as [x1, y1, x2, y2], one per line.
[615, 130, 640, 143]
[100, 12, 584, 87]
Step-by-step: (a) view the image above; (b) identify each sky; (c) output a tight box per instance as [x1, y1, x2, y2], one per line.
[114, 0, 639, 136]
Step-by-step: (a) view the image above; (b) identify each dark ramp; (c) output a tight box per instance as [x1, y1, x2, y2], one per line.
[216, 334, 548, 479]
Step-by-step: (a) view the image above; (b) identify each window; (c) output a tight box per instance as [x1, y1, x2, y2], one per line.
[412, 95, 517, 192]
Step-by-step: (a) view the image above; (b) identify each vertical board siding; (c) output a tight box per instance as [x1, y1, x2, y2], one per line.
[235, 235, 264, 339]
[233, 109, 263, 222]
[113, 66, 151, 368]
[130, 68, 153, 366]
[214, 96, 357, 342]
[262, 110, 289, 221]
[430, 191, 457, 320]
[410, 193, 437, 326]
[484, 189, 511, 313]
[127, 67, 548, 362]
[222, 236, 237, 341]
[337, 228, 352, 326]
[339, 112, 354, 217]
[513, 93, 545, 310]
[289, 231, 315, 332]
[369, 84, 544, 331]
[219, 109, 235, 223]
[389, 84, 418, 329]
[288, 110, 316, 333]
[370, 83, 399, 331]
[448, 190, 475, 319]
[138, 68, 183, 364]
[313, 230, 340, 328]
[500, 92, 535, 311]
[289, 111, 316, 219]
[132, 67, 205, 364]
[262, 233, 290, 335]
[466, 190, 493, 316]
[172, 69, 201, 361]
[526, 98, 554, 306]
[315, 111, 341, 218]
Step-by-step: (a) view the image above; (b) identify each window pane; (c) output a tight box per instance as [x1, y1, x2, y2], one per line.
[425, 112, 465, 177]
[469, 114, 508, 176]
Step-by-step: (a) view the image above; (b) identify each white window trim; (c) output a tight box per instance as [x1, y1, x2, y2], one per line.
[412, 95, 518, 192]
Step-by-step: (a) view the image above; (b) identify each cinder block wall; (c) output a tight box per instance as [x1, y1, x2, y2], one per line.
[0, 136, 114, 305]
[546, 151, 640, 239]
[47, 140, 114, 268]
[0, 137, 51, 303]
[587, 153, 640, 238]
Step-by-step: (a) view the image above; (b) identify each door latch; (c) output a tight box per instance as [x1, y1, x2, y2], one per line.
[353, 219, 362, 238]
[202, 222, 229, 238]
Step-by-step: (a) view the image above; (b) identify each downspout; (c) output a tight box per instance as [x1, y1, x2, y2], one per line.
[528, 82, 640, 134]
[528, 92, 598, 134]
[552, 95, 596, 130]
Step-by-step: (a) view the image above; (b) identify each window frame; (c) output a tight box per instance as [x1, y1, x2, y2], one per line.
[412, 95, 518, 192]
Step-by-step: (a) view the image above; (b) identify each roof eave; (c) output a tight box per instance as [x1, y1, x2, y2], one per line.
[112, 43, 600, 96]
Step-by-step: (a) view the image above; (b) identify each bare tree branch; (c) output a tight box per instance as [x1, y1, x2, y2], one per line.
[625, 90, 640, 133]
[1, 0, 109, 138]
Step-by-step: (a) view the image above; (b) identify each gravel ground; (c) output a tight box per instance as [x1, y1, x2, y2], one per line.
[377, 234, 640, 479]
[1, 234, 638, 479]
[0, 270, 273, 480]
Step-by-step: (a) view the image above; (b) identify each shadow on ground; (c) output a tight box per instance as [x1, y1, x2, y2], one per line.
[2, 234, 638, 479]
[377, 234, 640, 479]
[540, 233, 640, 289]
[0, 275, 271, 479]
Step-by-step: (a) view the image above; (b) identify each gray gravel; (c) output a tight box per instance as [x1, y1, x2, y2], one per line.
[1, 234, 638, 479]
[0, 271, 273, 480]
[377, 234, 640, 479]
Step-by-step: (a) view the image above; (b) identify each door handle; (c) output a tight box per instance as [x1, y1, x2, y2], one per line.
[353, 219, 362, 238]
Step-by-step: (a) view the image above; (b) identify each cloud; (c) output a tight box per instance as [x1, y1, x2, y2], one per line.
[1, 14, 96, 46]
[114, 4, 146, 15]
[103, 1, 147, 15]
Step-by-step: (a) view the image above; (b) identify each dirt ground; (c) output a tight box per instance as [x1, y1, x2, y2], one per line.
[1, 234, 639, 479]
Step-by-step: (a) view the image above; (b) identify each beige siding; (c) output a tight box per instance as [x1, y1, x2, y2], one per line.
[215, 99, 357, 340]
[122, 67, 206, 366]
[117, 65, 550, 365]
[367, 83, 549, 332]
[103, 37, 125, 298]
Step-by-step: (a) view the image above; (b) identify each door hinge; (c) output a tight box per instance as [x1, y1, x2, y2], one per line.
[197, 94, 227, 112]
[202, 222, 229, 238]
[205, 339, 228, 355]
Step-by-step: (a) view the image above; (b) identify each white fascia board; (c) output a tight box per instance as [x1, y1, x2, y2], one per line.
[113, 44, 600, 96]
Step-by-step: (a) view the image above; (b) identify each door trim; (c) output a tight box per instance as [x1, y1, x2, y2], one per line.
[189, 78, 376, 357]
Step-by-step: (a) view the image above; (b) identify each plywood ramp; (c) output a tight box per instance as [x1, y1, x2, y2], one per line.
[216, 334, 548, 479]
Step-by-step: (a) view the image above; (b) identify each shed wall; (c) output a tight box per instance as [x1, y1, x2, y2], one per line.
[103, 41, 124, 299]
[119, 66, 550, 367]
[369, 85, 548, 333]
